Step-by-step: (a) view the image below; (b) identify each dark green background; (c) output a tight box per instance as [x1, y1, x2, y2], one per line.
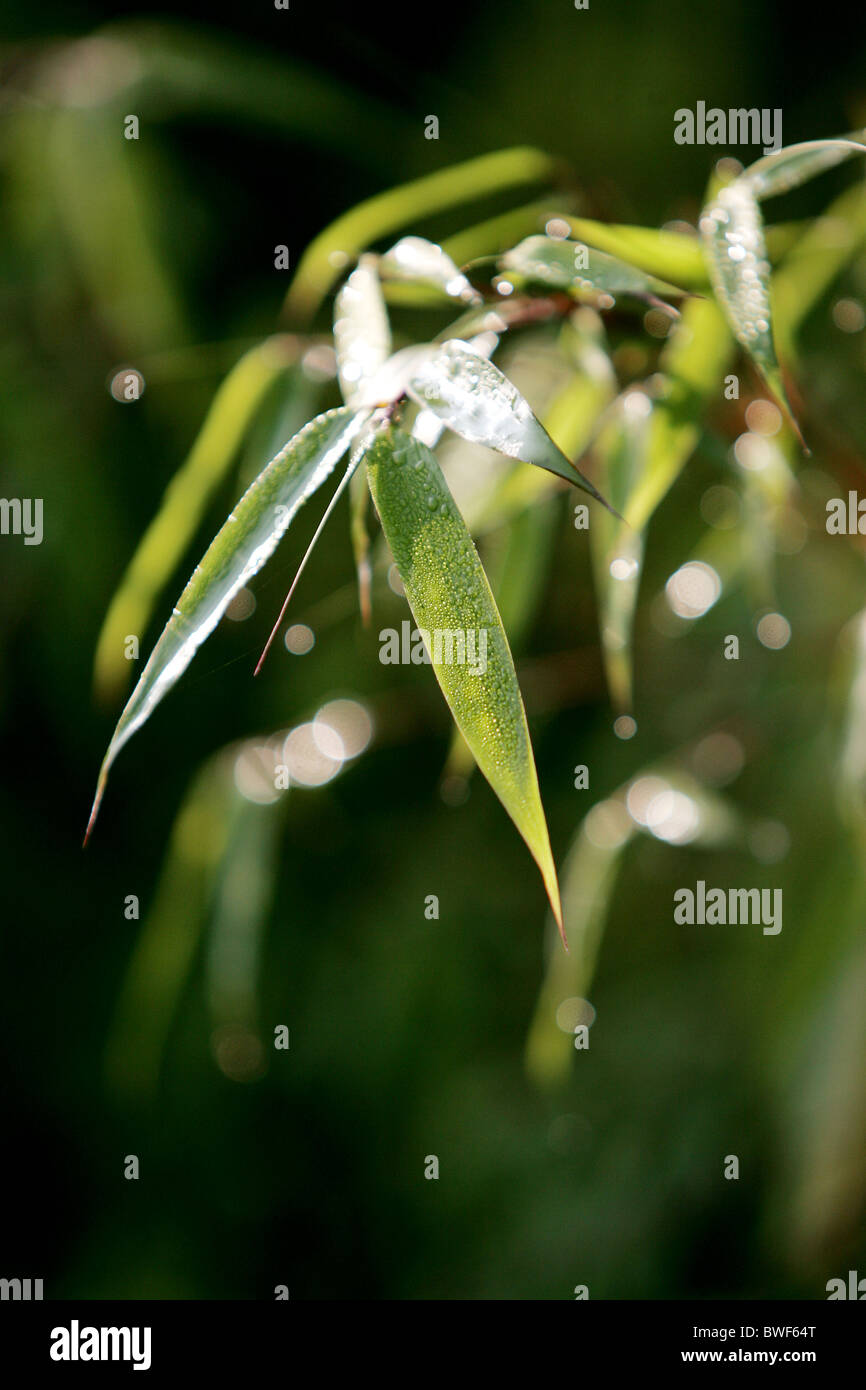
[1, 0, 865, 1298]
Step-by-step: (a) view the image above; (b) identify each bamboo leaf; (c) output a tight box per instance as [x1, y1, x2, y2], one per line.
[406, 339, 617, 511]
[526, 765, 741, 1089]
[365, 427, 563, 935]
[699, 177, 802, 438]
[500, 235, 685, 306]
[93, 336, 296, 700]
[282, 146, 560, 324]
[565, 217, 710, 290]
[379, 236, 482, 304]
[333, 255, 392, 408]
[624, 296, 734, 531]
[86, 407, 366, 840]
[742, 135, 866, 200]
[349, 465, 373, 625]
[590, 395, 652, 713]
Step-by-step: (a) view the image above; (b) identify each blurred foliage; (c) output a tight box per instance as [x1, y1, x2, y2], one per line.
[2, 0, 866, 1303]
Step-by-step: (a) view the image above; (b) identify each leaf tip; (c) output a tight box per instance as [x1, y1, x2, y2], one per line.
[83, 773, 106, 847]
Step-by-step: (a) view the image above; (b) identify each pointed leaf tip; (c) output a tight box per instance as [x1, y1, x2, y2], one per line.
[86, 407, 366, 836]
[365, 427, 562, 926]
[406, 339, 617, 513]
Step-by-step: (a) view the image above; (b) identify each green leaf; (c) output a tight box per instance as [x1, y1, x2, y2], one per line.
[379, 236, 482, 304]
[565, 218, 710, 290]
[281, 146, 560, 324]
[93, 336, 296, 700]
[365, 427, 563, 935]
[526, 765, 741, 1089]
[441, 198, 576, 267]
[500, 235, 685, 306]
[742, 135, 866, 200]
[333, 255, 392, 408]
[772, 182, 866, 362]
[469, 310, 618, 532]
[699, 177, 802, 439]
[590, 395, 651, 713]
[406, 339, 617, 512]
[349, 465, 373, 625]
[104, 753, 236, 1100]
[86, 407, 366, 841]
[624, 296, 734, 531]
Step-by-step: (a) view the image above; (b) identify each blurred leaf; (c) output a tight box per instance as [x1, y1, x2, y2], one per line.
[837, 609, 866, 843]
[590, 396, 651, 713]
[102, 21, 407, 158]
[407, 338, 616, 509]
[282, 147, 560, 324]
[87, 407, 366, 839]
[743, 135, 866, 200]
[525, 802, 632, 1089]
[349, 465, 374, 625]
[526, 766, 742, 1089]
[44, 107, 188, 353]
[738, 436, 798, 609]
[365, 427, 563, 934]
[379, 236, 482, 304]
[489, 498, 561, 648]
[94, 336, 297, 701]
[566, 218, 709, 290]
[206, 791, 286, 1038]
[563, 215, 806, 291]
[104, 754, 235, 1101]
[772, 183, 866, 361]
[333, 255, 392, 408]
[624, 296, 734, 531]
[500, 234, 685, 306]
[442, 198, 575, 266]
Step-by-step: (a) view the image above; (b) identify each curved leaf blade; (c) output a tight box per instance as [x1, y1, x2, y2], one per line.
[282, 146, 560, 324]
[500, 234, 685, 304]
[86, 407, 366, 840]
[699, 178, 802, 439]
[742, 135, 866, 200]
[379, 235, 482, 304]
[565, 217, 709, 290]
[93, 336, 296, 701]
[406, 339, 617, 513]
[365, 427, 563, 936]
[333, 255, 392, 408]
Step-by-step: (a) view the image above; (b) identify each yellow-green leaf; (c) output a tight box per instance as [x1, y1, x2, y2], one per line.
[365, 427, 563, 935]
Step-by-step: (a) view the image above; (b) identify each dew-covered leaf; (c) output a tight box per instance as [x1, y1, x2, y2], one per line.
[743, 135, 866, 201]
[470, 310, 618, 531]
[500, 234, 685, 307]
[699, 177, 801, 437]
[365, 427, 563, 935]
[333, 254, 392, 408]
[283, 146, 558, 323]
[565, 217, 710, 289]
[379, 235, 482, 304]
[93, 336, 297, 701]
[406, 338, 616, 512]
[86, 407, 367, 840]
